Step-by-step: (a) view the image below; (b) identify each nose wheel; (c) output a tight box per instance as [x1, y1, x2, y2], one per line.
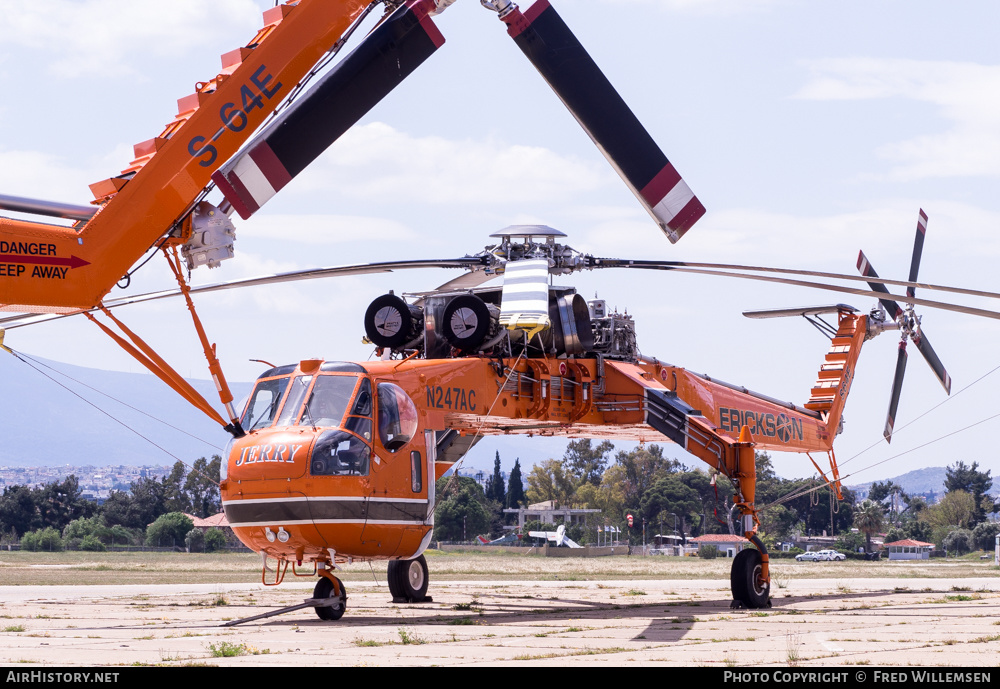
[730, 548, 770, 609]
[313, 575, 347, 621]
[387, 555, 432, 603]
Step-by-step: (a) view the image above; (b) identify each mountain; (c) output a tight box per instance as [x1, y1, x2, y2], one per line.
[846, 466, 1000, 501]
[0, 355, 251, 468]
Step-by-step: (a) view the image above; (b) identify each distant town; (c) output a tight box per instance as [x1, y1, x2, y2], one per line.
[0, 465, 171, 503]
[0, 464, 499, 503]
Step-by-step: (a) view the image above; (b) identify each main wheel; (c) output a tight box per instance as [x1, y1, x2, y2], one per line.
[730, 548, 751, 604]
[387, 555, 429, 602]
[731, 548, 769, 608]
[313, 576, 347, 621]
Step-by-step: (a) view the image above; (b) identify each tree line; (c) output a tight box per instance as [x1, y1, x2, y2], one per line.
[433, 441, 999, 554]
[849, 460, 999, 556]
[0, 457, 228, 552]
[5, 447, 995, 556]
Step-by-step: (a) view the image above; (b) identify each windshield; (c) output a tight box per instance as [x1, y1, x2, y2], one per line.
[275, 375, 312, 426]
[241, 376, 290, 431]
[299, 375, 360, 428]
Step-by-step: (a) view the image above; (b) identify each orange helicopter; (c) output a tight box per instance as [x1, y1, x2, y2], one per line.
[2, 0, 996, 620]
[207, 212, 979, 619]
[6, 216, 979, 620]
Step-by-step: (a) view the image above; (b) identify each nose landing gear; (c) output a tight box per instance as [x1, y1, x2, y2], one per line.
[313, 574, 347, 621]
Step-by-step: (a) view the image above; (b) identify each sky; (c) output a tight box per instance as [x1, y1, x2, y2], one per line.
[2, 0, 1000, 485]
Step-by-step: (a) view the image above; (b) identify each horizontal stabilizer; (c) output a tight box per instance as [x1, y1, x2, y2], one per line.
[743, 304, 857, 320]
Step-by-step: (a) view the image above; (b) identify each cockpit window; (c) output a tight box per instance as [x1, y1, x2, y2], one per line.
[299, 375, 359, 428]
[275, 375, 312, 427]
[241, 376, 290, 431]
[310, 430, 371, 476]
[351, 379, 372, 416]
[377, 382, 418, 452]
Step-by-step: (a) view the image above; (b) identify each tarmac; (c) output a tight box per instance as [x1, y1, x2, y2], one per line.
[0, 576, 997, 667]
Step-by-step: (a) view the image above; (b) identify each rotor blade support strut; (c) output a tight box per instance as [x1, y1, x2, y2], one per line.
[163, 246, 245, 436]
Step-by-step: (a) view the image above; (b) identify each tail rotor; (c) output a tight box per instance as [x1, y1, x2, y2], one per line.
[857, 209, 952, 443]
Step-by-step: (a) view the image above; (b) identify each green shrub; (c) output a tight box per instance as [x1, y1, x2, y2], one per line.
[972, 522, 1000, 552]
[942, 529, 975, 556]
[145, 512, 194, 548]
[204, 528, 227, 553]
[21, 527, 64, 552]
[79, 534, 106, 552]
[698, 545, 718, 559]
[185, 528, 205, 553]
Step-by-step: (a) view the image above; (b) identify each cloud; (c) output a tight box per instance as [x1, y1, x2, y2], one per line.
[796, 58, 1000, 180]
[238, 214, 415, 245]
[0, 149, 101, 205]
[603, 0, 783, 14]
[0, 0, 260, 78]
[296, 122, 611, 205]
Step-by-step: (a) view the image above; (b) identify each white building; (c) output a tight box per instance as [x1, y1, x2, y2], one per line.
[883, 539, 934, 560]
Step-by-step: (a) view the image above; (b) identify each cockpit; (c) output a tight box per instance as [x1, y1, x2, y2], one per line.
[240, 362, 418, 477]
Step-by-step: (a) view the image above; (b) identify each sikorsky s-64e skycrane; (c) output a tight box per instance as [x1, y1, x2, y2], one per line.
[0, 0, 978, 617]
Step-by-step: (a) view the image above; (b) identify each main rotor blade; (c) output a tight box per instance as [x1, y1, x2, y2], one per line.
[499, 1, 704, 243]
[0, 257, 483, 331]
[588, 259, 1000, 320]
[907, 209, 928, 299]
[912, 330, 952, 394]
[431, 266, 497, 292]
[588, 257, 1000, 302]
[213, 1, 444, 220]
[856, 251, 902, 320]
[884, 341, 908, 443]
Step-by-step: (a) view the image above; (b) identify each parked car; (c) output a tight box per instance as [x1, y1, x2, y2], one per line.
[795, 551, 822, 561]
[816, 549, 847, 561]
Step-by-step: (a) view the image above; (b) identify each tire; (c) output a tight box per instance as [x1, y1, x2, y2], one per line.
[313, 576, 346, 621]
[730, 548, 752, 604]
[387, 555, 429, 602]
[387, 560, 403, 600]
[731, 548, 769, 609]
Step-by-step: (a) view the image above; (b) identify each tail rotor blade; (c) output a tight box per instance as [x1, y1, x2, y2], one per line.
[213, 0, 445, 219]
[884, 341, 908, 443]
[857, 250, 902, 320]
[906, 209, 928, 298]
[912, 330, 952, 395]
[499, 1, 704, 243]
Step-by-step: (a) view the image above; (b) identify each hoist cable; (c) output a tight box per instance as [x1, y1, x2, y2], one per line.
[6, 348, 223, 486]
[16, 351, 223, 450]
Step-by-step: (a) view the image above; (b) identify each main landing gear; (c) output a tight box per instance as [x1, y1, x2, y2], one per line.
[387, 555, 432, 603]
[730, 546, 771, 609]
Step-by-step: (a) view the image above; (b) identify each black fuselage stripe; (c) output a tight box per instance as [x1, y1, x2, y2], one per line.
[224, 500, 427, 525]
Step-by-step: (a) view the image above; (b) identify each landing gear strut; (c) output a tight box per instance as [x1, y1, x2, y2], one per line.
[387, 555, 432, 603]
